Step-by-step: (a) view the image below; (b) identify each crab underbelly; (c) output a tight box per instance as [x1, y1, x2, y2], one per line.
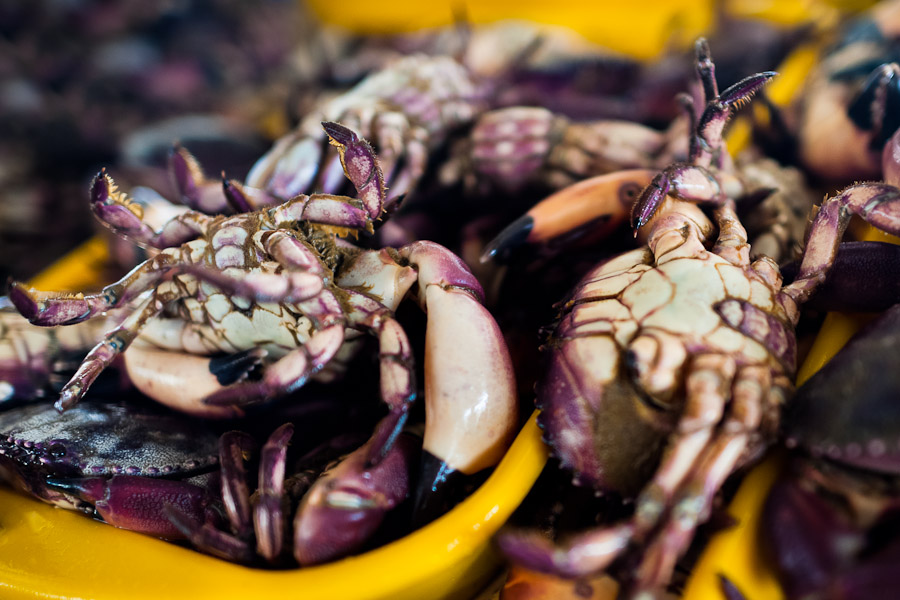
[142, 293, 313, 358]
[201, 300, 311, 358]
[622, 256, 781, 367]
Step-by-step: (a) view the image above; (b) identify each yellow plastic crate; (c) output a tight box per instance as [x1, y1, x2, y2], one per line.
[3, 2, 890, 598]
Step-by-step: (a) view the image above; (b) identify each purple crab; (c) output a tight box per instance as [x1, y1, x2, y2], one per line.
[8, 122, 518, 521]
[0, 398, 220, 539]
[494, 39, 900, 596]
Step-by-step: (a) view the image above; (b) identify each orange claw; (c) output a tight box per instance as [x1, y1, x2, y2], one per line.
[481, 169, 657, 262]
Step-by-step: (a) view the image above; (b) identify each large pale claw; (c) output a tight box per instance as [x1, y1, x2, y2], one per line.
[293, 432, 419, 565]
[399, 242, 517, 524]
[481, 170, 656, 262]
[124, 345, 260, 418]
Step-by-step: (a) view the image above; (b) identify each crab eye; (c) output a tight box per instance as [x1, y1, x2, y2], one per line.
[619, 182, 644, 204]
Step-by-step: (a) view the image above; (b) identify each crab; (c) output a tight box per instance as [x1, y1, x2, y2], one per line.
[764, 0, 900, 182]
[494, 39, 900, 595]
[439, 105, 689, 196]
[8, 122, 518, 521]
[764, 302, 900, 599]
[170, 53, 494, 219]
[0, 397, 221, 539]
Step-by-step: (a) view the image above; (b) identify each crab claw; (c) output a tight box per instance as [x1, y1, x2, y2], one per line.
[293, 432, 419, 565]
[847, 63, 900, 151]
[631, 171, 671, 232]
[169, 145, 235, 214]
[322, 121, 386, 221]
[46, 475, 216, 539]
[481, 170, 656, 262]
[7, 280, 94, 326]
[89, 170, 152, 238]
[123, 344, 263, 418]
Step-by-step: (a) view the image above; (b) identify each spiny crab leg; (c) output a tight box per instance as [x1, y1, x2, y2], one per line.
[343, 291, 417, 467]
[630, 60, 776, 231]
[91, 171, 213, 249]
[293, 431, 420, 566]
[781, 128, 900, 310]
[480, 169, 657, 262]
[692, 38, 776, 170]
[398, 241, 518, 523]
[253, 122, 388, 234]
[47, 474, 216, 540]
[9, 251, 183, 327]
[53, 292, 164, 411]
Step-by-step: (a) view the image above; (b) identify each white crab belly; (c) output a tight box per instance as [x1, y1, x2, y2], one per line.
[622, 255, 781, 365]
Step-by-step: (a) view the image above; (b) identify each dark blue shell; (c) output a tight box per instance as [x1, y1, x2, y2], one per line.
[0, 399, 218, 479]
[785, 304, 900, 475]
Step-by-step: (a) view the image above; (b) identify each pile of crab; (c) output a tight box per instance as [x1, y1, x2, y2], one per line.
[5, 4, 900, 597]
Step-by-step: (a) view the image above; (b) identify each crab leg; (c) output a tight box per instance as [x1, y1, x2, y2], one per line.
[632, 354, 736, 535]
[710, 200, 751, 266]
[499, 355, 736, 580]
[480, 170, 657, 262]
[632, 365, 767, 592]
[343, 291, 416, 466]
[783, 181, 900, 307]
[47, 474, 216, 540]
[398, 241, 518, 522]
[170, 145, 281, 214]
[9, 250, 183, 327]
[56, 292, 166, 410]
[254, 423, 294, 562]
[219, 431, 255, 542]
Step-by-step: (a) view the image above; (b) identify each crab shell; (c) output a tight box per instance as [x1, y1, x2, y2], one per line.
[785, 302, 900, 475]
[0, 399, 219, 511]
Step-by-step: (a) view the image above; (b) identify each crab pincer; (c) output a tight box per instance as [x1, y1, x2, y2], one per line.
[396, 241, 518, 523]
[294, 431, 420, 565]
[481, 170, 657, 262]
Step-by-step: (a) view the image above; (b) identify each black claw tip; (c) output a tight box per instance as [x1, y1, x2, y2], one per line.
[321, 121, 357, 146]
[848, 63, 900, 149]
[480, 214, 534, 263]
